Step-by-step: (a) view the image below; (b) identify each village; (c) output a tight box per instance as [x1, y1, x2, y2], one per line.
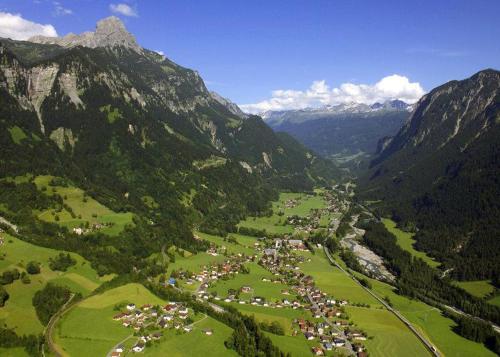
[110, 301, 213, 355]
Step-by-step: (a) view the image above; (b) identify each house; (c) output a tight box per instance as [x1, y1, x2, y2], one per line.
[132, 344, 145, 353]
[168, 277, 176, 286]
[111, 352, 121, 357]
[152, 332, 163, 340]
[141, 304, 151, 311]
[126, 303, 136, 311]
[203, 328, 213, 335]
[184, 326, 193, 332]
[311, 347, 324, 356]
[241, 286, 252, 293]
[115, 345, 124, 353]
[304, 332, 315, 340]
[333, 338, 345, 347]
[323, 342, 333, 351]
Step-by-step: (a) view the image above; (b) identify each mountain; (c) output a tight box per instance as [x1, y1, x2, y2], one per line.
[209, 91, 248, 119]
[29, 16, 143, 53]
[358, 69, 500, 281]
[0, 17, 338, 273]
[262, 100, 411, 170]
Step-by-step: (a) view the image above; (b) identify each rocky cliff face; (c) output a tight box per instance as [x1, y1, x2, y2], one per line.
[29, 16, 143, 53]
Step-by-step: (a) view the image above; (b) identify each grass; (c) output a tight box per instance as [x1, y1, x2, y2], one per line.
[8, 126, 28, 145]
[238, 192, 326, 235]
[33, 175, 134, 235]
[453, 280, 495, 298]
[299, 249, 381, 307]
[196, 231, 255, 256]
[265, 333, 314, 357]
[0, 234, 111, 335]
[346, 306, 431, 357]
[0, 348, 29, 357]
[382, 218, 440, 268]
[142, 316, 237, 357]
[488, 295, 500, 307]
[226, 303, 313, 335]
[209, 262, 290, 301]
[350, 270, 496, 357]
[55, 283, 166, 357]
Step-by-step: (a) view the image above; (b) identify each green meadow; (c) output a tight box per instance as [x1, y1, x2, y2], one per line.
[299, 250, 381, 306]
[142, 316, 237, 357]
[33, 175, 134, 236]
[209, 262, 290, 301]
[346, 306, 431, 357]
[350, 270, 496, 357]
[238, 192, 324, 235]
[453, 280, 495, 298]
[55, 283, 166, 357]
[382, 218, 440, 268]
[488, 295, 500, 307]
[0, 234, 111, 335]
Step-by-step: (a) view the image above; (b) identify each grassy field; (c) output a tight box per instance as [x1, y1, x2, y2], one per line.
[8, 126, 28, 144]
[142, 316, 237, 357]
[0, 347, 29, 357]
[196, 231, 256, 256]
[209, 262, 290, 302]
[453, 280, 495, 298]
[382, 218, 440, 268]
[33, 175, 134, 236]
[299, 249, 381, 307]
[55, 283, 166, 357]
[347, 306, 431, 357]
[238, 192, 325, 235]
[488, 295, 500, 307]
[0, 234, 111, 335]
[266, 333, 314, 357]
[350, 270, 496, 357]
[226, 303, 314, 335]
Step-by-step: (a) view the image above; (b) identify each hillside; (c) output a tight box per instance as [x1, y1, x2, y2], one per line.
[0, 17, 339, 275]
[358, 69, 500, 281]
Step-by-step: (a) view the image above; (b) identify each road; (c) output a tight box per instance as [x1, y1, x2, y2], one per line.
[323, 246, 440, 357]
[44, 293, 76, 357]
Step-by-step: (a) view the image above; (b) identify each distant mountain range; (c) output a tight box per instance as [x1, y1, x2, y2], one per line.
[359, 69, 500, 281]
[262, 100, 412, 167]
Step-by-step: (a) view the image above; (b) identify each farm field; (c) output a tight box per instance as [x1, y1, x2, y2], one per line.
[33, 175, 134, 236]
[0, 234, 111, 335]
[196, 231, 256, 255]
[299, 249, 381, 307]
[208, 262, 290, 301]
[141, 316, 236, 357]
[452, 280, 495, 298]
[54, 283, 166, 357]
[346, 306, 430, 357]
[266, 333, 316, 357]
[225, 302, 315, 335]
[238, 192, 326, 235]
[350, 270, 496, 357]
[382, 218, 440, 268]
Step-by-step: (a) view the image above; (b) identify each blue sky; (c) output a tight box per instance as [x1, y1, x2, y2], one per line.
[1, 0, 499, 111]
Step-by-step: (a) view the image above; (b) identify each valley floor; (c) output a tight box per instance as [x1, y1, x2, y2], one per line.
[0, 189, 496, 357]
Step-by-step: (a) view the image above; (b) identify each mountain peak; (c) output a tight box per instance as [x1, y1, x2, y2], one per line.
[28, 16, 142, 53]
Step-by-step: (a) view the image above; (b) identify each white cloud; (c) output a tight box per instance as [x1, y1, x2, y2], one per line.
[110, 3, 138, 17]
[240, 75, 425, 113]
[53, 2, 73, 16]
[0, 12, 57, 40]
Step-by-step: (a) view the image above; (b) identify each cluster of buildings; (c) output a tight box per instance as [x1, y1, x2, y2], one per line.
[72, 222, 113, 235]
[111, 302, 193, 354]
